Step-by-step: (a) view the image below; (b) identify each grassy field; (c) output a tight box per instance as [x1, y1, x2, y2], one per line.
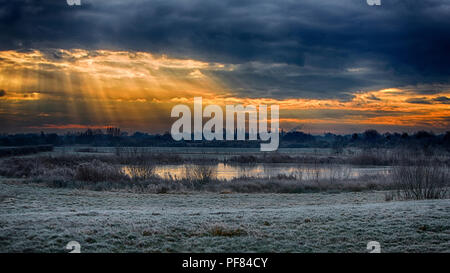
[1, 179, 448, 253]
[0, 147, 448, 252]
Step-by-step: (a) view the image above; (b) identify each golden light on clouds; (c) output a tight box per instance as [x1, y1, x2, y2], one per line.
[0, 49, 230, 100]
[0, 49, 449, 133]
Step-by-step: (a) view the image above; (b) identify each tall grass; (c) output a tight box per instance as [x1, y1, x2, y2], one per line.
[123, 163, 155, 181]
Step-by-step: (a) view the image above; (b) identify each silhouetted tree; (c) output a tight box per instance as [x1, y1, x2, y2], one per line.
[363, 129, 380, 141]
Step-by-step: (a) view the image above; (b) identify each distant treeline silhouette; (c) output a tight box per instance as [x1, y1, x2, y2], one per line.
[0, 129, 449, 150]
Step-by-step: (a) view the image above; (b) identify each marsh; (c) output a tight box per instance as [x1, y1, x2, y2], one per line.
[0, 146, 448, 252]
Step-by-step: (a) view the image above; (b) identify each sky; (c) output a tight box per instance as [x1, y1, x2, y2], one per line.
[0, 0, 449, 134]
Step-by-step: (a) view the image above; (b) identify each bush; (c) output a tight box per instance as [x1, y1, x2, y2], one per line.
[75, 160, 128, 182]
[185, 165, 217, 188]
[391, 165, 449, 200]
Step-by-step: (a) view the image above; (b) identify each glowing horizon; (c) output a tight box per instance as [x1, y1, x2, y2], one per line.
[1, 49, 449, 135]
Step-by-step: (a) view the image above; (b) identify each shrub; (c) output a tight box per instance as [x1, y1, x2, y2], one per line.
[75, 160, 128, 182]
[391, 165, 449, 200]
[185, 165, 217, 188]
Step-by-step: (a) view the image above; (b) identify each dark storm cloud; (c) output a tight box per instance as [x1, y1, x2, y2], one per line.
[406, 97, 433, 104]
[1, 0, 450, 99]
[432, 96, 450, 104]
[406, 96, 450, 104]
[367, 94, 381, 101]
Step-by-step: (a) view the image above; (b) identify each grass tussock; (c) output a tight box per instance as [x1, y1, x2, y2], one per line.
[208, 224, 247, 237]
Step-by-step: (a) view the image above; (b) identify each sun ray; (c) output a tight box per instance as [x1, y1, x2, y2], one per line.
[0, 49, 449, 133]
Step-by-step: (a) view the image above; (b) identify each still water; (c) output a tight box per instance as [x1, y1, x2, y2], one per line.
[144, 163, 391, 181]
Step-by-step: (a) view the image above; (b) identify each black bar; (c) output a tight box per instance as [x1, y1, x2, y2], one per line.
[0, 253, 447, 272]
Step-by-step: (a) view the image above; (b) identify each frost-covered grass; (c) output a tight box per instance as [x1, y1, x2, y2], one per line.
[0, 179, 448, 253]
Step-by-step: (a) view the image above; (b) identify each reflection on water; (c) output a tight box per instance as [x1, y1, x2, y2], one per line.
[144, 163, 391, 181]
